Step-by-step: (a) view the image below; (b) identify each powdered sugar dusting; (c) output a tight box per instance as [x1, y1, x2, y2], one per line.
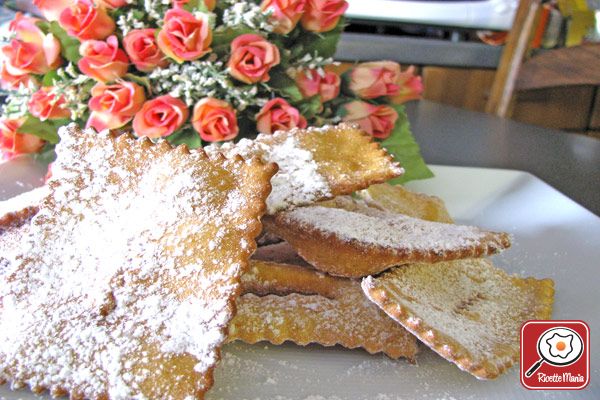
[0, 124, 272, 399]
[279, 206, 509, 253]
[206, 131, 331, 214]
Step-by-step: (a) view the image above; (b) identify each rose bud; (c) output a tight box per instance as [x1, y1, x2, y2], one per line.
[59, 0, 115, 41]
[132, 95, 189, 138]
[301, 0, 348, 33]
[97, 0, 128, 8]
[87, 81, 146, 131]
[0, 118, 45, 160]
[0, 60, 37, 90]
[192, 97, 239, 142]
[78, 36, 129, 82]
[342, 100, 398, 139]
[348, 61, 402, 99]
[394, 66, 424, 104]
[228, 34, 280, 84]
[33, 0, 74, 21]
[123, 29, 169, 72]
[157, 9, 212, 63]
[295, 68, 340, 102]
[28, 88, 71, 121]
[261, 0, 307, 34]
[256, 98, 307, 134]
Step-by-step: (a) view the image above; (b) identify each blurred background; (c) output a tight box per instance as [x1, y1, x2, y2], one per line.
[2, 0, 600, 138]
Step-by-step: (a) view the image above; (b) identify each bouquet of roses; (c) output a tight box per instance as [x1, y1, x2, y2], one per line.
[0, 0, 432, 182]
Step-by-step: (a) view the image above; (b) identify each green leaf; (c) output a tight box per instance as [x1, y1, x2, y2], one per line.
[166, 128, 202, 149]
[298, 96, 322, 120]
[183, 0, 209, 13]
[42, 70, 60, 86]
[381, 104, 433, 184]
[124, 73, 152, 93]
[17, 115, 67, 144]
[33, 143, 57, 165]
[297, 18, 345, 59]
[269, 69, 303, 103]
[46, 21, 81, 63]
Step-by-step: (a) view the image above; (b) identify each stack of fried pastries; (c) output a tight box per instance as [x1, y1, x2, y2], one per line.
[0, 123, 554, 399]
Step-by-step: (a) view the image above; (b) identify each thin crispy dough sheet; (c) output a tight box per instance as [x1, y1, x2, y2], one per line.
[0, 125, 276, 400]
[362, 259, 554, 379]
[229, 260, 418, 360]
[205, 123, 403, 213]
[357, 183, 454, 223]
[264, 204, 511, 277]
[0, 186, 46, 228]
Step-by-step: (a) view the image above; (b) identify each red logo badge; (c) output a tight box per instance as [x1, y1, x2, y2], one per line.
[521, 320, 589, 390]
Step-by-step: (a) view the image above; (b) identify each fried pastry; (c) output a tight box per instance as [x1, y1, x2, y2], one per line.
[0, 124, 276, 399]
[228, 260, 418, 360]
[252, 241, 312, 268]
[357, 183, 453, 223]
[362, 259, 554, 379]
[204, 123, 403, 213]
[0, 186, 46, 228]
[264, 205, 511, 277]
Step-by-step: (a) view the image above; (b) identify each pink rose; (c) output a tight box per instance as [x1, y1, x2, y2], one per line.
[123, 29, 169, 72]
[0, 118, 45, 160]
[59, 0, 115, 41]
[348, 61, 401, 99]
[342, 101, 398, 139]
[228, 34, 280, 84]
[132, 95, 189, 138]
[78, 36, 129, 82]
[394, 66, 423, 104]
[295, 68, 340, 102]
[256, 98, 307, 134]
[157, 9, 212, 63]
[87, 81, 146, 131]
[0, 60, 37, 90]
[28, 87, 71, 121]
[33, 0, 74, 22]
[1, 13, 62, 76]
[301, 0, 347, 33]
[261, 0, 306, 34]
[192, 97, 239, 142]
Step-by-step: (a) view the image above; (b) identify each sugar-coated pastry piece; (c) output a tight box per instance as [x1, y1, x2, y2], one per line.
[357, 183, 454, 223]
[204, 123, 403, 213]
[228, 260, 419, 360]
[362, 259, 554, 379]
[0, 124, 276, 400]
[0, 186, 47, 228]
[252, 241, 313, 268]
[264, 205, 511, 277]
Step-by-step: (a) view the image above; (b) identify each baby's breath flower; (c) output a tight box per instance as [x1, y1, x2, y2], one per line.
[0, 86, 35, 119]
[117, 10, 148, 36]
[222, 2, 274, 32]
[148, 61, 269, 110]
[292, 52, 339, 75]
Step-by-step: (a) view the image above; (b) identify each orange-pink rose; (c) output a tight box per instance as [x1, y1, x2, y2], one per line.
[0, 60, 37, 90]
[1, 13, 62, 76]
[157, 9, 212, 63]
[28, 87, 71, 121]
[87, 81, 146, 131]
[301, 0, 347, 32]
[0, 118, 45, 160]
[228, 34, 280, 84]
[33, 0, 74, 21]
[342, 101, 398, 139]
[395, 66, 423, 104]
[59, 0, 115, 41]
[261, 0, 306, 34]
[96, 0, 128, 8]
[123, 29, 169, 72]
[295, 68, 340, 102]
[132, 95, 189, 138]
[348, 61, 401, 99]
[256, 98, 307, 134]
[192, 98, 239, 142]
[78, 36, 129, 82]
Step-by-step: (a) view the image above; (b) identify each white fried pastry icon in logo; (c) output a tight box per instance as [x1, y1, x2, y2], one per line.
[546, 333, 574, 359]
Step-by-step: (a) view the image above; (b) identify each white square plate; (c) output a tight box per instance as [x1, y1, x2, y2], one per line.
[1, 165, 598, 400]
